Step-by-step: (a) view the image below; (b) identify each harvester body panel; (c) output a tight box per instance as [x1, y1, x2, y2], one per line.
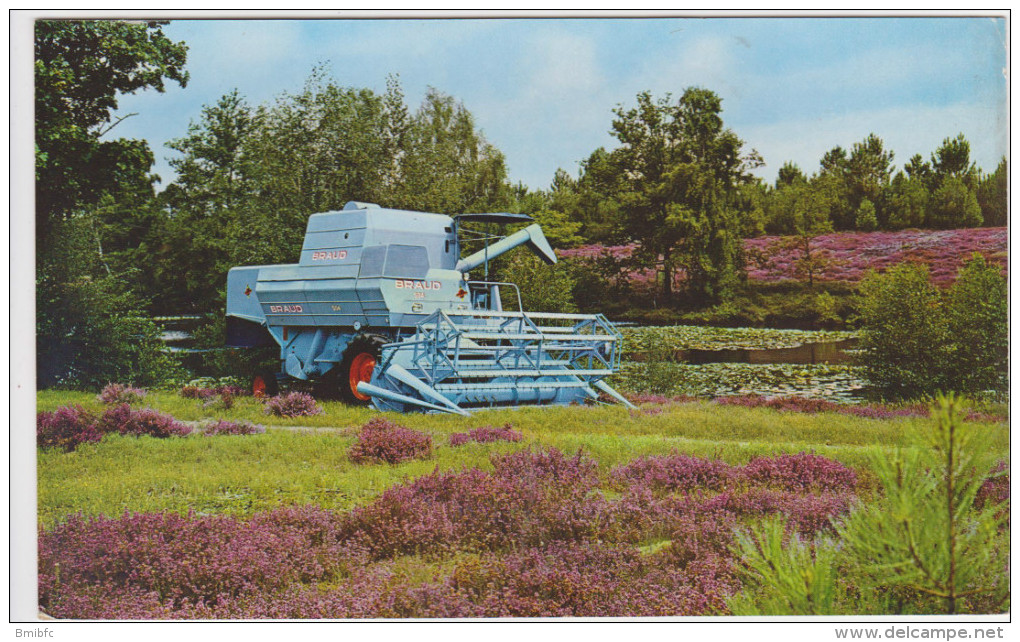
[226, 201, 633, 413]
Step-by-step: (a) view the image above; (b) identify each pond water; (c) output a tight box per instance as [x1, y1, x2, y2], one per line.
[675, 339, 859, 365]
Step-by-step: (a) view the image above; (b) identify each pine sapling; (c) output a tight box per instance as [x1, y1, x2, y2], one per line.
[727, 516, 839, 615]
[838, 393, 1008, 614]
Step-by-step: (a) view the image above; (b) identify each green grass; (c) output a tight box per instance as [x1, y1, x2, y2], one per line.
[36, 391, 1009, 528]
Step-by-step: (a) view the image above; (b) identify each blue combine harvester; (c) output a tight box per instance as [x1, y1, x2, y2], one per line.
[226, 201, 633, 415]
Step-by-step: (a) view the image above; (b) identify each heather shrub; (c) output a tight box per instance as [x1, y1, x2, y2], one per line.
[37, 442, 875, 618]
[203, 389, 236, 411]
[340, 467, 518, 557]
[348, 418, 432, 465]
[180, 385, 206, 399]
[38, 507, 361, 617]
[598, 486, 695, 542]
[710, 489, 853, 537]
[625, 392, 700, 405]
[722, 395, 839, 414]
[714, 394, 929, 420]
[341, 448, 605, 559]
[611, 452, 736, 493]
[975, 461, 1009, 511]
[657, 510, 739, 569]
[170, 571, 475, 620]
[742, 452, 858, 492]
[489, 449, 606, 543]
[449, 424, 523, 446]
[263, 392, 323, 418]
[202, 420, 265, 436]
[182, 384, 248, 400]
[99, 404, 192, 438]
[37, 405, 103, 451]
[216, 384, 247, 397]
[490, 447, 600, 492]
[97, 383, 147, 405]
[448, 542, 738, 617]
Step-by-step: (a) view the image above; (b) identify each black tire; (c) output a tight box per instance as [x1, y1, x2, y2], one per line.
[251, 369, 280, 398]
[337, 335, 387, 405]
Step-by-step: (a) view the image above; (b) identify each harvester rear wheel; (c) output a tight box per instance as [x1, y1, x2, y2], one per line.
[251, 370, 279, 399]
[338, 336, 387, 405]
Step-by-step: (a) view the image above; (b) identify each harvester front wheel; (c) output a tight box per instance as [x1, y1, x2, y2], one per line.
[251, 370, 279, 399]
[338, 336, 386, 404]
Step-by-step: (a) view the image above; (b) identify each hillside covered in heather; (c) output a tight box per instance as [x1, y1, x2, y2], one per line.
[560, 227, 1006, 288]
[552, 227, 1007, 328]
[744, 227, 1007, 286]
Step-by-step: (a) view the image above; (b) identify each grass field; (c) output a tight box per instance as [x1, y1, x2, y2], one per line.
[36, 390, 1007, 526]
[36, 390, 1010, 618]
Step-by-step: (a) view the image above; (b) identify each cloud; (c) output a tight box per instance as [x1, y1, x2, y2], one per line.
[626, 34, 744, 99]
[464, 28, 618, 188]
[522, 31, 602, 99]
[98, 18, 1009, 193]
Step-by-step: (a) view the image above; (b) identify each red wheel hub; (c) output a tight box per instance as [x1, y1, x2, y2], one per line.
[253, 375, 267, 398]
[349, 353, 376, 401]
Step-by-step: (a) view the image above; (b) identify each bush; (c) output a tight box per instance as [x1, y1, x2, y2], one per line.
[348, 418, 432, 465]
[38, 443, 871, 618]
[263, 392, 323, 418]
[855, 256, 1008, 400]
[340, 448, 602, 558]
[202, 420, 265, 436]
[496, 252, 577, 314]
[855, 262, 951, 399]
[943, 254, 1008, 394]
[854, 199, 878, 231]
[449, 424, 523, 446]
[99, 404, 192, 438]
[36, 219, 184, 390]
[38, 507, 357, 617]
[97, 383, 147, 405]
[37, 405, 104, 451]
[447, 541, 737, 617]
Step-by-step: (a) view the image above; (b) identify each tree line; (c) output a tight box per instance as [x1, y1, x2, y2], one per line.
[34, 20, 1007, 396]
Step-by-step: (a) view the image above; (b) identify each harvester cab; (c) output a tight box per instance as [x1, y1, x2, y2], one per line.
[226, 201, 634, 414]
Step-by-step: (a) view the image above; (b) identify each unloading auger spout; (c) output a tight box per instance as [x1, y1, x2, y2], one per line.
[455, 223, 557, 273]
[225, 201, 634, 414]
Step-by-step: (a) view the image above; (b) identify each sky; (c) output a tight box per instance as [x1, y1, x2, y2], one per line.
[105, 15, 1009, 192]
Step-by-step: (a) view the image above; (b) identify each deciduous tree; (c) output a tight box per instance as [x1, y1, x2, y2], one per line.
[35, 20, 188, 246]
